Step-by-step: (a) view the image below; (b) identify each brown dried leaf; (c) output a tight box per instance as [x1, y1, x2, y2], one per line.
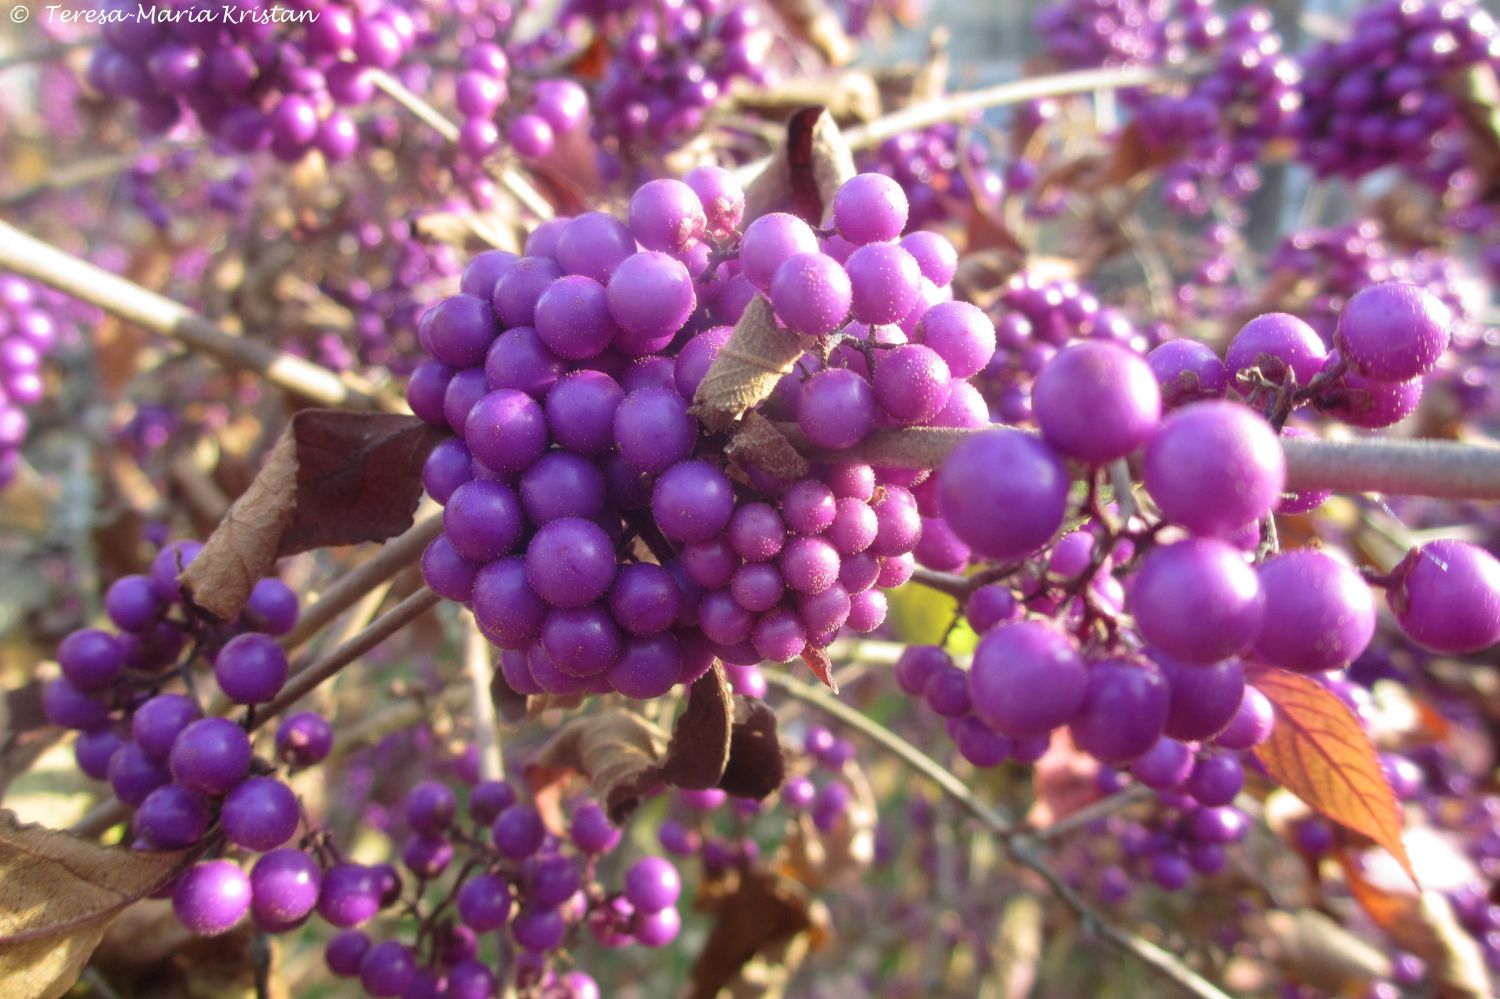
[743, 107, 857, 226]
[727, 72, 881, 123]
[726, 411, 811, 482]
[488, 663, 529, 726]
[660, 665, 733, 790]
[689, 865, 830, 999]
[691, 296, 806, 433]
[182, 411, 446, 621]
[0, 811, 189, 999]
[524, 710, 669, 832]
[719, 697, 786, 799]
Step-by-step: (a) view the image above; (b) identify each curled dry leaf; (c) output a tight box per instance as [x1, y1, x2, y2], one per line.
[1250, 667, 1417, 884]
[719, 696, 786, 799]
[0, 810, 191, 999]
[743, 106, 857, 227]
[524, 710, 669, 833]
[1265, 908, 1393, 994]
[727, 72, 881, 123]
[689, 865, 831, 999]
[691, 296, 807, 433]
[0, 682, 63, 800]
[181, 410, 447, 622]
[91, 898, 285, 999]
[659, 666, 734, 791]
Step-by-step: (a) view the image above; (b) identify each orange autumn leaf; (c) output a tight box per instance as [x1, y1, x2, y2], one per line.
[1250, 667, 1416, 884]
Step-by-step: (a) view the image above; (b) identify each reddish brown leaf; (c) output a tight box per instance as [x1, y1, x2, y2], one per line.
[0, 811, 191, 999]
[1025, 728, 1102, 830]
[690, 296, 807, 433]
[1251, 667, 1416, 883]
[181, 411, 446, 621]
[799, 646, 839, 693]
[659, 665, 733, 790]
[719, 697, 786, 799]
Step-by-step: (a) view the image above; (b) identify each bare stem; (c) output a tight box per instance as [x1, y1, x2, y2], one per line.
[255, 587, 441, 728]
[0, 219, 394, 412]
[281, 512, 442, 651]
[784, 423, 1500, 502]
[762, 671, 1234, 999]
[464, 612, 504, 782]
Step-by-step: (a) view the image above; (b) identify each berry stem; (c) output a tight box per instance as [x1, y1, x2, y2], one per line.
[0, 219, 395, 412]
[761, 671, 1234, 999]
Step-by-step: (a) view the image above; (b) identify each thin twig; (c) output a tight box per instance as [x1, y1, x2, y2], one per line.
[0, 220, 395, 411]
[783, 423, 1500, 501]
[255, 587, 441, 727]
[1029, 786, 1151, 842]
[281, 511, 442, 651]
[762, 672, 1235, 999]
[464, 612, 504, 782]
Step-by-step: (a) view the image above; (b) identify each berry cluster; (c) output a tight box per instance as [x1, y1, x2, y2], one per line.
[316, 780, 680, 997]
[453, 47, 591, 163]
[1292, 0, 1499, 190]
[1130, 3, 1299, 214]
[0, 274, 66, 488]
[856, 124, 1005, 230]
[412, 170, 999, 694]
[1035, 0, 1168, 69]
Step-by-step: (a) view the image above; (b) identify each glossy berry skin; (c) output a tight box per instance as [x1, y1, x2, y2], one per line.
[1213, 686, 1274, 751]
[405, 780, 456, 837]
[1069, 658, 1170, 764]
[325, 930, 371, 977]
[137, 783, 211, 848]
[1388, 540, 1500, 655]
[492, 805, 546, 860]
[132, 693, 201, 760]
[57, 628, 125, 691]
[1142, 401, 1285, 538]
[1335, 281, 1453, 382]
[937, 430, 1070, 562]
[969, 621, 1087, 738]
[1252, 550, 1376, 672]
[213, 633, 288, 704]
[168, 718, 251, 796]
[1225, 312, 1327, 389]
[771, 253, 852, 335]
[624, 856, 681, 913]
[1132, 737, 1195, 791]
[173, 860, 251, 936]
[797, 369, 875, 449]
[1129, 540, 1264, 665]
[317, 864, 384, 928]
[1148, 339, 1229, 407]
[221, 777, 299, 852]
[250, 849, 321, 932]
[1157, 654, 1245, 742]
[833, 173, 909, 245]
[1033, 341, 1162, 464]
[457, 874, 512, 931]
[275, 712, 332, 767]
[359, 940, 416, 998]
